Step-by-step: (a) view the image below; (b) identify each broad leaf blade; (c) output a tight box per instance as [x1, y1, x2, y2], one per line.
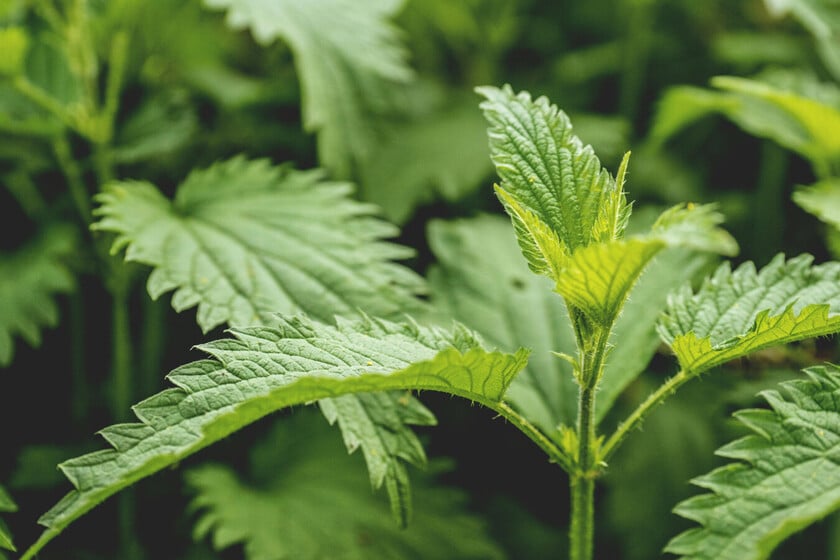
[203, 0, 413, 178]
[22, 316, 528, 558]
[793, 178, 840, 230]
[0, 225, 76, 367]
[477, 85, 628, 274]
[186, 411, 504, 560]
[667, 364, 840, 560]
[93, 156, 425, 331]
[558, 204, 737, 326]
[359, 98, 492, 224]
[650, 73, 840, 171]
[658, 254, 840, 375]
[93, 156, 429, 525]
[427, 215, 578, 432]
[595, 249, 715, 423]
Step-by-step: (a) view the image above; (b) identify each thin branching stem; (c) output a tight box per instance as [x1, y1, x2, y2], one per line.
[600, 369, 689, 464]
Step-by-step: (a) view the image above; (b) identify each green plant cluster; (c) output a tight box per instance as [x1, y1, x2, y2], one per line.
[4, 1, 840, 560]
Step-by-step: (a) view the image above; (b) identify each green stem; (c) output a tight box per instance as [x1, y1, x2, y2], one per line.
[12, 75, 77, 130]
[53, 135, 93, 224]
[600, 370, 689, 463]
[140, 296, 166, 398]
[570, 384, 597, 560]
[568, 322, 610, 560]
[618, 0, 654, 122]
[570, 474, 595, 560]
[111, 280, 132, 421]
[753, 141, 788, 264]
[4, 171, 47, 219]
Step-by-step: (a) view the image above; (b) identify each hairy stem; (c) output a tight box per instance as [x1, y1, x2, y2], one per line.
[568, 323, 610, 560]
[600, 369, 689, 463]
[570, 384, 597, 560]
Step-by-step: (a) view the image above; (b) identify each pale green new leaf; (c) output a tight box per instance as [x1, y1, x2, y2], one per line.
[667, 364, 840, 560]
[426, 215, 716, 430]
[658, 254, 840, 375]
[477, 85, 630, 278]
[187, 411, 504, 560]
[93, 156, 429, 526]
[93, 156, 425, 331]
[22, 315, 528, 559]
[203, 0, 413, 178]
[0, 485, 16, 552]
[557, 204, 737, 326]
[0, 225, 76, 367]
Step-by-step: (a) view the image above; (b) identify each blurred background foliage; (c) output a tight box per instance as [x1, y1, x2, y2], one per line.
[2, 0, 840, 558]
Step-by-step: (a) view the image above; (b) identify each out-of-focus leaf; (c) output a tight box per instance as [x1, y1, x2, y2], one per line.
[187, 410, 505, 560]
[793, 179, 840, 230]
[360, 97, 491, 224]
[203, 0, 414, 178]
[113, 91, 197, 164]
[650, 71, 840, 173]
[0, 225, 77, 367]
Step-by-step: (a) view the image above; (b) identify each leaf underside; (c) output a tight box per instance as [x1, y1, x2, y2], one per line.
[21, 315, 527, 559]
[658, 254, 840, 374]
[187, 410, 505, 560]
[203, 0, 413, 178]
[0, 225, 76, 367]
[793, 178, 840, 230]
[667, 364, 840, 560]
[93, 155, 431, 528]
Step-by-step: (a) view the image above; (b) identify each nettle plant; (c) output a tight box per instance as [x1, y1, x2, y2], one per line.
[8, 78, 840, 560]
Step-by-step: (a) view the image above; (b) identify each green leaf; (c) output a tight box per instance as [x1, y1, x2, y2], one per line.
[793, 178, 840, 230]
[427, 214, 578, 433]
[650, 73, 840, 173]
[0, 225, 76, 367]
[112, 91, 197, 164]
[93, 156, 425, 330]
[0, 485, 16, 552]
[666, 364, 840, 560]
[186, 410, 505, 560]
[93, 156, 430, 526]
[594, 248, 717, 423]
[359, 97, 492, 224]
[557, 204, 737, 326]
[426, 215, 718, 429]
[657, 254, 840, 375]
[763, 0, 840, 81]
[477, 85, 629, 272]
[21, 315, 528, 559]
[203, 0, 413, 178]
